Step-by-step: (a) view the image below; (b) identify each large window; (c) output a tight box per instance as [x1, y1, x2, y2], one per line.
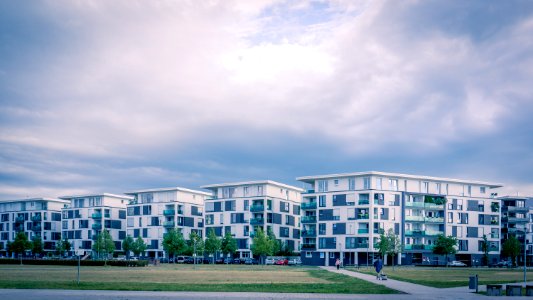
[318, 180, 328, 192]
[376, 178, 383, 190]
[319, 195, 326, 207]
[348, 178, 356, 190]
[363, 177, 371, 189]
[389, 179, 398, 191]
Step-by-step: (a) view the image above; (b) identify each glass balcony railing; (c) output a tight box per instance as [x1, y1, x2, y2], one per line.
[356, 243, 369, 249]
[405, 216, 425, 222]
[163, 209, 175, 216]
[301, 202, 317, 210]
[302, 231, 317, 237]
[425, 230, 443, 236]
[425, 217, 444, 223]
[91, 213, 102, 219]
[357, 228, 369, 234]
[92, 223, 102, 230]
[301, 243, 317, 250]
[250, 218, 264, 225]
[31, 215, 42, 222]
[405, 230, 424, 236]
[250, 204, 265, 212]
[358, 199, 370, 205]
[405, 202, 425, 208]
[301, 216, 317, 223]
[31, 225, 41, 231]
[424, 203, 445, 210]
[163, 221, 175, 227]
[404, 244, 433, 251]
[15, 216, 25, 223]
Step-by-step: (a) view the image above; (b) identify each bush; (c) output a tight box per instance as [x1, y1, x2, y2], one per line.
[0, 258, 148, 267]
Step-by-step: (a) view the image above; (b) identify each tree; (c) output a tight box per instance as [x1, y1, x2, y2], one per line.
[31, 235, 44, 257]
[221, 231, 237, 258]
[122, 236, 134, 260]
[93, 230, 115, 262]
[433, 234, 457, 266]
[386, 229, 401, 270]
[376, 231, 389, 260]
[132, 236, 147, 258]
[204, 228, 221, 263]
[185, 231, 204, 258]
[11, 232, 31, 259]
[502, 235, 521, 266]
[267, 228, 281, 256]
[55, 239, 64, 256]
[63, 238, 71, 256]
[251, 228, 273, 264]
[480, 234, 489, 266]
[162, 228, 186, 262]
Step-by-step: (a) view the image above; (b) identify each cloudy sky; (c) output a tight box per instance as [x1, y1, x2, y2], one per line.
[1, 0, 533, 200]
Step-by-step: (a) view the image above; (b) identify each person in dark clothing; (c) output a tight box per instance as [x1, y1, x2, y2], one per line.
[373, 258, 383, 279]
[335, 258, 340, 270]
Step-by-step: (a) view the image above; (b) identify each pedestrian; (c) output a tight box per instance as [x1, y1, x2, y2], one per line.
[373, 257, 383, 279]
[335, 258, 340, 270]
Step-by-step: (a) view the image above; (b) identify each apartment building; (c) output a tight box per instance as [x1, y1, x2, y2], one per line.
[124, 187, 210, 258]
[201, 181, 303, 258]
[59, 194, 131, 256]
[499, 196, 531, 265]
[296, 171, 502, 266]
[0, 198, 69, 256]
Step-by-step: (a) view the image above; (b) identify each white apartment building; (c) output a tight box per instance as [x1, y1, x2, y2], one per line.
[201, 181, 303, 258]
[124, 187, 210, 258]
[0, 198, 69, 256]
[297, 171, 502, 266]
[60, 194, 132, 256]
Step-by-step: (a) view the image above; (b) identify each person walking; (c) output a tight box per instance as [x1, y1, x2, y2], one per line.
[335, 258, 341, 270]
[373, 257, 383, 279]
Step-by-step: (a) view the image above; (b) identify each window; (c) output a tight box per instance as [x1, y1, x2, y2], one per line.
[334, 179, 339, 186]
[363, 177, 371, 189]
[376, 178, 382, 190]
[480, 186, 486, 194]
[257, 185, 263, 195]
[319, 223, 326, 235]
[422, 182, 429, 193]
[330, 252, 335, 258]
[244, 187, 249, 195]
[457, 199, 463, 210]
[219, 214, 224, 224]
[348, 178, 356, 190]
[436, 183, 441, 194]
[333, 209, 340, 220]
[318, 180, 328, 192]
[306, 251, 312, 258]
[448, 212, 453, 223]
[389, 179, 398, 191]
[205, 215, 214, 225]
[467, 185, 472, 196]
[244, 200, 249, 211]
[319, 195, 326, 207]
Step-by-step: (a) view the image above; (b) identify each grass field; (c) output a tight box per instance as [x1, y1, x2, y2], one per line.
[351, 266, 527, 288]
[0, 264, 398, 294]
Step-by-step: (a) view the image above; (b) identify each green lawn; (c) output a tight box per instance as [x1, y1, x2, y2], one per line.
[350, 266, 527, 288]
[0, 264, 398, 294]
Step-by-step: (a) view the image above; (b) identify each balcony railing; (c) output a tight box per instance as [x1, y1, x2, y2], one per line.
[357, 228, 369, 234]
[31, 215, 42, 222]
[163, 209, 175, 216]
[31, 225, 41, 231]
[405, 202, 425, 208]
[301, 216, 317, 223]
[358, 199, 370, 205]
[404, 244, 433, 251]
[507, 217, 529, 223]
[91, 213, 102, 219]
[92, 223, 102, 230]
[15, 216, 25, 223]
[356, 243, 369, 249]
[425, 217, 444, 223]
[163, 221, 175, 227]
[357, 214, 369, 220]
[491, 233, 499, 239]
[424, 230, 443, 236]
[301, 202, 317, 210]
[250, 204, 265, 212]
[405, 216, 424, 222]
[507, 206, 529, 213]
[250, 218, 264, 225]
[302, 231, 317, 237]
[301, 243, 317, 250]
[405, 230, 424, 236]
[424, 203, 445, 210]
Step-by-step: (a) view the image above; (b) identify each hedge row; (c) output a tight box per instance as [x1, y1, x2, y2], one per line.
[0, 258, 148, 267]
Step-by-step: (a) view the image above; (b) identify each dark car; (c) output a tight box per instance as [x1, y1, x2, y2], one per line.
[215, 258, 224, 264]
[233, 258, 243, 264]
[244, 258, 258, 265]
[184, 257, 195, 264]
[224, 258, 233, 264]
[202, 258, 211, 264]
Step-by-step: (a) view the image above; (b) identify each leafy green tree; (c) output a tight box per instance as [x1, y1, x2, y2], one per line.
[132, 236, 147, 257]
[93, 230, 115, 262]
[251, 228, 273, 264]
[122, 236, 135, 260]
[63, 238, 72, 256]
[386, 229, 401, 270]
[433, 234, 457, 266]
[204, 228, 221, 263]
[502, 235, 521, 266]
[185, 231, 204, 258]
[31, 235, 44, 257]
[11, 232, 31, 259]
[480, 234, 489, 266]
[162, 229, 186, 262]
[267, 228, 281, 256]
[221, 231, 237, 258]
[376, 231, 389, 260]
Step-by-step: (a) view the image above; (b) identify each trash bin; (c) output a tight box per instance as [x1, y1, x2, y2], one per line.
[469, 275, 478, 292]
[486, 284, 502, 296]
[506, 285, 522, 296]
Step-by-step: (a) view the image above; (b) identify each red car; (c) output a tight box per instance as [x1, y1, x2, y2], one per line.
[275, 258, 288, 265]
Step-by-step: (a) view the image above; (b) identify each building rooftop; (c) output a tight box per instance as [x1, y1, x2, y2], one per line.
[59, 193, 133, 200]
[124, 187, 212, 197]
[201, 180, 304, 192]
[296, 171, 503, 188]
[0, 197, 70, 204]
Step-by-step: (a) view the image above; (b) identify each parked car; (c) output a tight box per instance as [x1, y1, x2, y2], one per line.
[495, 260, 513, 268]
[265, 257, 276, 265]
[244, 258, 258, 265]
[447, 260, 467, 267]
[176, 256, 188, 263]
[275, 258, 288, 265]
[287, 257, 302, 266]
[215, 258, 225, 264]
[223, 258, 233, 264]
[233, 258, 243, 264]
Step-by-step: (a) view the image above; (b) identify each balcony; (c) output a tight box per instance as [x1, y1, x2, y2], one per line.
[91, 213, 102, 219]
[405, 216, 424, 222]
[15, 216, 25, 223]
[405, 202, 425, 208]
[424, 203, 445, 210]
[92, 223, 102, 230]
[357, 214, 369, 220]
[31, 225, 41, 231]
[405, 230, 424, 236]
[163, 221, 175, 227]
[250, 204, 265, 212]
[250, 218, 264, 225]
[303, 189, 315, 194]
[358, 199, 370, 205]
[491, 233, 499, 239]
[404, 244, 433, 251]
[425, 217, 444, 223]
[163, 209, 175, 216]
[357, 228, 369, 234]
[507, 206, 529, 213]
[301, 243, 316, 250]
[507, 217, 529, 223]
[301, 216, 317, 223]
[31, 215, 42, 222]
[356, 243, 369, 249]
[301, 202, 317, 210]
[302, 230, 316, 237]
[177, 209, 183, 215]
[424, 230, 443, 236]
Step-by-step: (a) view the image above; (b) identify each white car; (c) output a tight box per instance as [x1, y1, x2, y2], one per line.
[287, 257, 302, 266]
[447, 260, 467, 267]
[265, 257, 276, 265]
